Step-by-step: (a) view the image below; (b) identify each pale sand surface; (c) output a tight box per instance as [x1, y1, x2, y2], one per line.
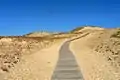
[70, 33, 118, 80]
[1, 40, 65, 80]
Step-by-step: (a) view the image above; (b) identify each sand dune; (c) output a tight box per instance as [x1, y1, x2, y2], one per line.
[0, 26, 120, 80]
[70, 27, 120, 80]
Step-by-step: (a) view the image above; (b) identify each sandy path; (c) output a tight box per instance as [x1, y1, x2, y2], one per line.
[51, 41, 84, 80]
[2, 40, 64, 80]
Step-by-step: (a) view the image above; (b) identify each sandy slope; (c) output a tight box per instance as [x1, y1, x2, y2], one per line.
[70, 30, 119, 80]
[1, 40, 65, 80]
[0, 37, 59, 73]
[0, 27, 119, 80]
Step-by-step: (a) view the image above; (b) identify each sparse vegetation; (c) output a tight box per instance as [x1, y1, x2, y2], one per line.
[94, 38, 120, 72]
[70, 25, 102, 33]
[0, 31, 78, 72]
[0, 36, 67, 72]
[111, 29, 120, 38]
[70, 27, 84, 33]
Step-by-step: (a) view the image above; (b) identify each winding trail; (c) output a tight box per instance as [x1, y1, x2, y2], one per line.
[51, 41, 84, 80]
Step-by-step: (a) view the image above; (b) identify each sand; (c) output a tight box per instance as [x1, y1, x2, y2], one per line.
[70, 31, 119, 80]
[1, 40, 65, 80]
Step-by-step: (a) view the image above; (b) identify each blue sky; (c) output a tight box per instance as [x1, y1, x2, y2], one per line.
[0, 0, 120, 35]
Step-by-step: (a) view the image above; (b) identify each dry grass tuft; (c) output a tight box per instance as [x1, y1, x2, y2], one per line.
[111, 29, 120, 38]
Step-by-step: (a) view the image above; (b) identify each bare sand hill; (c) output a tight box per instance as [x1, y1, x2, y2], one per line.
[70, 27, 120, 80]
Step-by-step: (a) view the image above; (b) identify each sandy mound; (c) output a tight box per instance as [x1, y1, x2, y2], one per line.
[70, 28, 120, 80]
[71, 26, 104, 33]
[25, 32, 55, 37]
